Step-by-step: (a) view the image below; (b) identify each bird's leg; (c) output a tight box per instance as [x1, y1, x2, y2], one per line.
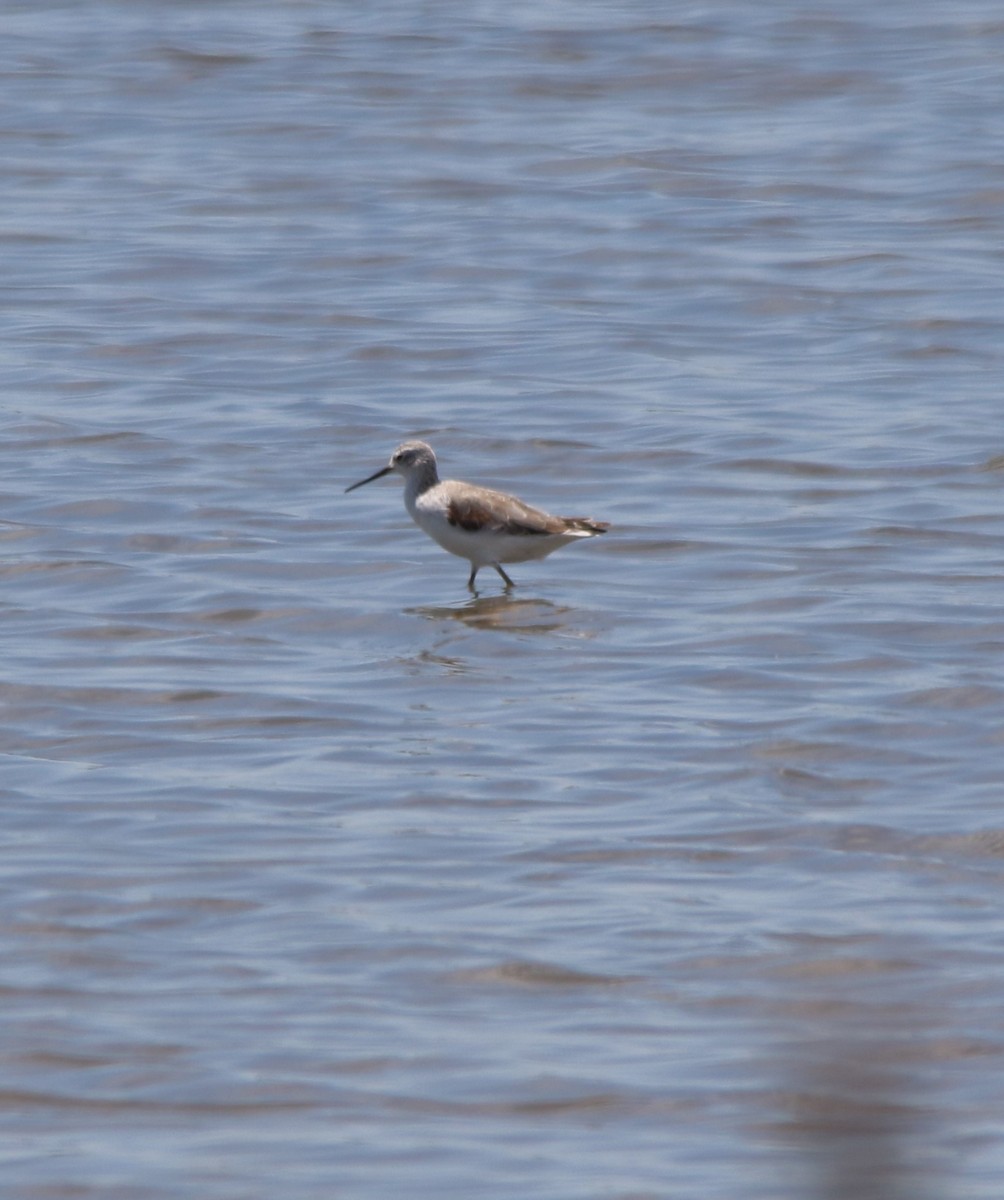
[467, 564, 479, 590]
[494, 564, 515, 588]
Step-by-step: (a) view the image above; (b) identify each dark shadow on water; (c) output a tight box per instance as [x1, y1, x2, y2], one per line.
[772, 1030, 943, 1200]
[407, 592, 576, 634]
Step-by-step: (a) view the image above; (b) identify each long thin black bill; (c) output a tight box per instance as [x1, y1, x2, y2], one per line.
[345, 465, 392, 493]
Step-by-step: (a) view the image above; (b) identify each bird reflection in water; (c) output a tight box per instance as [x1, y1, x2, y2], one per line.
[408, 593, 576, 634]
[777, 1034, 940, 1200]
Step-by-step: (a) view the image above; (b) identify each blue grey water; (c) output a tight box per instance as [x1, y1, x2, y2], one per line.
[2, 1, 1003, 1196]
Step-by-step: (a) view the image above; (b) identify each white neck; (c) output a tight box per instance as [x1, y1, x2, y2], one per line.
[403, 461, 439, 508]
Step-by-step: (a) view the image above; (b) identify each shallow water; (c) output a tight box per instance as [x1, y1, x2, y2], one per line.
[2, 2, 1004, 1197]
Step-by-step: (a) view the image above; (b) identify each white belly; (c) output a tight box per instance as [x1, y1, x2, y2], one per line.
[411, 504, 558, 565]
[408, 490, 574, 566]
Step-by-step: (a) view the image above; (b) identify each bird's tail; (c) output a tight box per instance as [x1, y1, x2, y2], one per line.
[561, 517, 609, 536]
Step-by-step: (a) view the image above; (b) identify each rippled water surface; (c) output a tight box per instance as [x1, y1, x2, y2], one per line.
[3, 2, 1004, 1197]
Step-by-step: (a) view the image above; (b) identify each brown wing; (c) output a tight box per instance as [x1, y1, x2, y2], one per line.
[447, 491, 567, 536]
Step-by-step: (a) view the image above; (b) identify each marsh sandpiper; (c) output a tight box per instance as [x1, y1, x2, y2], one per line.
[346, 440, 608, 589]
